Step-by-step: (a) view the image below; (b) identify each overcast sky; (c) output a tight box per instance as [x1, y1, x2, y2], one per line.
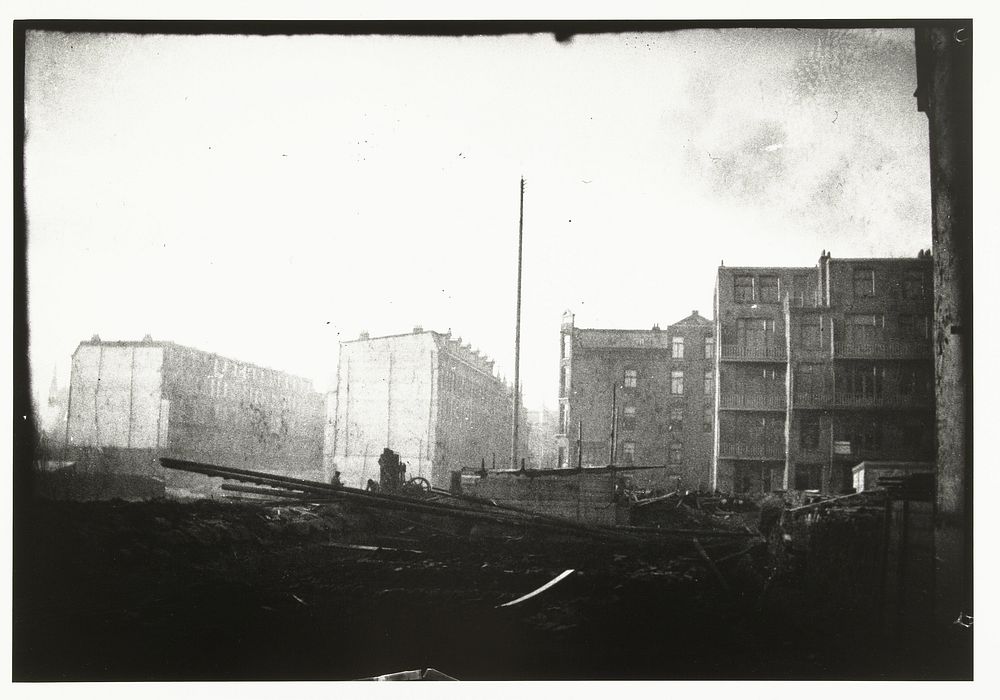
[24, 27, 931, 410]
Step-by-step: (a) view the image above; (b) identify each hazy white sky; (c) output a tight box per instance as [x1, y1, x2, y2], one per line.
[24, 27, 930, 409]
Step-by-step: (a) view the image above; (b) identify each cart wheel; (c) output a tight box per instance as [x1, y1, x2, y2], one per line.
[406, 476, 431, 492]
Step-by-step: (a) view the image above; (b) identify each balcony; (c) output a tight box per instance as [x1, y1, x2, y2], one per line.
[784, 291, 827, 310]
[717, 441, 786, 461]
[831, 392, 934, 410]
[719, 393, 787, 411]
[847, 445, 936, 462]
[720, 344, 787, 362]
[792, 391, 830, 409]
[835, 339, 931, 360]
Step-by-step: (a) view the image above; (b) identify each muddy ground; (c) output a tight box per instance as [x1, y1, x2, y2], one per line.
[13, 497, 970, 681]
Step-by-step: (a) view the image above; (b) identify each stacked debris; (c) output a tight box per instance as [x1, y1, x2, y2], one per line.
[160, 457, 763, 569]
[630, 490, 760, 531]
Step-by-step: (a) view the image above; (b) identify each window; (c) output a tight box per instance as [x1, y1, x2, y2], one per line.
[837, 363, 884, 398]
[791, 274, 813, 306]
[898, 313, 915, 338]
[669, 406, 683, 433]
[672, 336, 684, 359]
[703, 405, 713, 433]
[901, 422, 923, 448]
[557, 447, 566, 469]
[759, 275, 780, 303]
[559, 403, 567, 433]
[853, 268, 876, 297]
[797, 316, 823, 349]
[855, 421, 882, 451]
[900, 367, 929, 397]
[800, 415, 820, 450]
[669, 442, 683, 465]
[560, 366, 570, 395]
[796, 363, 825, 396]
[899, 314, 929, 340]
[704, 336, 714, 359]
[622, 406, 637, 431]
[621, 441, 636, 464]
[794, 465, 822, 491]
[671, 370, 684, 395]
[736, 318, 775, 346]
[848, 314, 885, 343]
[561, 333, 571, 359]
[704, 369, 713, 395]
[903, 271, 927, 299]
[734, 275, 754, 302]
[623, 368, 638, 388]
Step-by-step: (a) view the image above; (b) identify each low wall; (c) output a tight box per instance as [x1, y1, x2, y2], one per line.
[463, 470, 624, 526]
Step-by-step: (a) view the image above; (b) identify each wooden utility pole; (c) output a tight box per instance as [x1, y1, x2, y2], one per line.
[511, 177, 525, 469]
[609, 382, 618, 466]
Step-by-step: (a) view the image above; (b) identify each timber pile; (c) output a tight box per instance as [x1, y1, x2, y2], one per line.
[160, 458, 761, 566]
[630, 490, 760, 531]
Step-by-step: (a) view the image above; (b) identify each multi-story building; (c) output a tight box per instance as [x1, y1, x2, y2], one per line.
[62, 336, 326, 498]
[556, 310, 716, 491]
[325, 328, 526, 490]
[713, 251, 935, 495]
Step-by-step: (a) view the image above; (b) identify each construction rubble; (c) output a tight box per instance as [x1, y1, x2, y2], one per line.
[13, 459, 968, 681]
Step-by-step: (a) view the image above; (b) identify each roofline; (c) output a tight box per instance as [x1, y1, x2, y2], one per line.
[575, 326, 713, 334]
[719, 257, 931, 273]
[828, 257, 933, 263]
[340, 329, 508, 385]
[339, 329, 442, 344]
[717, 266, 816, 273]
[72, 339, 317, 385]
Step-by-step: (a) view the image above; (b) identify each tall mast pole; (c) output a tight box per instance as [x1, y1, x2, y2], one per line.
[511, 177, 525, 470]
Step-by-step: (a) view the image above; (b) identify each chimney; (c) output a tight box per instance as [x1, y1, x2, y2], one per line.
[652, 324, 660, 331]
[358, 330, 370, 340]
[412, 325, 423, 334]
[90, 334, 101, 342]
[692, 309, 698, 317]
[142, 334, 153, 342]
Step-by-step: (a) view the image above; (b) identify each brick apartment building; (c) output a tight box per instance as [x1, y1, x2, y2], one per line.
[62, 336, 326, 498]
[325, 328, 526, 490]
[556, 310, 715, 491]
[713, 251, 935, 495]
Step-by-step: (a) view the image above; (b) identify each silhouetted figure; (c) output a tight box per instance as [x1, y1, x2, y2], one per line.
[378, 448, 406, 493]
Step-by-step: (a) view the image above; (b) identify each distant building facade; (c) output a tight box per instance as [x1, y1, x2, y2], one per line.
[36, 368, 70, 462]
[325, 328, 526, 490]
[556, 311, 716, 491]
[526, 407, 559, 470]
[713, 251, 935, 495]
[62, 337, 325, 498]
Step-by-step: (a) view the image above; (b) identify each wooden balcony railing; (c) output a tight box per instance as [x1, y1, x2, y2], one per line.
[848, 445, 936, 462]
[720, 344, 787, 362]
[832, 392, 934, 409]
[717, 442, 786, 461]
[719, 393, 787, 411]
[793, 391, 830, 408]
[835, 339, 931, 359]
[785, 291, 826, 309]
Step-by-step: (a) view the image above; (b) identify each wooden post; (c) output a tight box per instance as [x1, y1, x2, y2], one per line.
[609, 382, 618, 466]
